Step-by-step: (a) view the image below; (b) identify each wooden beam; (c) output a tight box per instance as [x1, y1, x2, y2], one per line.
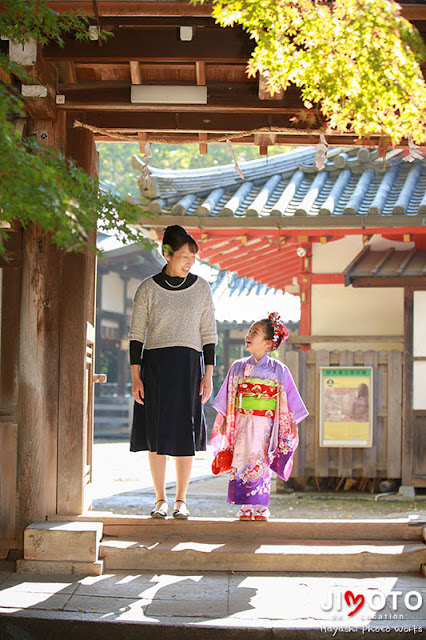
[129, 60, 142, 84]
[47, 1, 214, 16]
[351, 277, 426, 288]
[46, 2, 426, 21]
[57, 81, 306, 111]
[22, 43, 58, 120]
[56, 61, 77, 84]
[43, 26, 255, 63]
[196, 61, 206, 86]
[198, 132, 207, 155]
[258, 73, 284, 100]
[135, 213, 426, 230]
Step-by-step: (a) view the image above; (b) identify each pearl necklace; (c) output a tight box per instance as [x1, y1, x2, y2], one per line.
[164, 273, 188, 289]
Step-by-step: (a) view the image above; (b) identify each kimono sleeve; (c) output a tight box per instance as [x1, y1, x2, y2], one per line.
[212, 366, 232, 416]
[284, 366, 309, 424]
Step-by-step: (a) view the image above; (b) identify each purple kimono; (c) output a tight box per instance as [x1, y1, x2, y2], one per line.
[211, 354, 308, 507]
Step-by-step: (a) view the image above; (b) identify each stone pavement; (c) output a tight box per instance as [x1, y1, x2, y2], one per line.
[1, 444, 425, 638]
[0, 569, 425, 639]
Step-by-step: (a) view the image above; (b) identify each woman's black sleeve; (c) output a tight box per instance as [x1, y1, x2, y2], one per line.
[129, 340, 143, 365]
[203, 343, 216, 366]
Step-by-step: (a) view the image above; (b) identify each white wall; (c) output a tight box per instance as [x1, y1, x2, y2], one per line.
[101, 272, 124, 313]
[311, 284, 403, 336]
[312, 236, 363, 273]
[312, 234, 415, 274]
[127, 277, 141, 301]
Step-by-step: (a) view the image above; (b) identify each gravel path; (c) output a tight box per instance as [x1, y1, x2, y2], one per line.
[91, 442, 426, 521]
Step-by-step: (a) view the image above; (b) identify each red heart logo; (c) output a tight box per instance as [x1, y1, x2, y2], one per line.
[344, 590, 365, 616]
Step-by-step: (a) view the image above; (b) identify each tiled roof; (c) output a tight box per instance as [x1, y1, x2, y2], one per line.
[131, 147, 426, 220]
[344, 246, 426, 286]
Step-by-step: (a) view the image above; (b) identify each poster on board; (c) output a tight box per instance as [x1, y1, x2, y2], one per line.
[319, 367, 373, 447]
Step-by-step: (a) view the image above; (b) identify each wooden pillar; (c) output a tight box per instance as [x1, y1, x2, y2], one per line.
[117, 276, 128, 396]
[0, 235, 22, 548]
[16, 224, 61, 541]
[57, 125, 98, 514]
[15, 116, 65, 545]
[401, 287, 414, 486]
[94, 268, 103, 398]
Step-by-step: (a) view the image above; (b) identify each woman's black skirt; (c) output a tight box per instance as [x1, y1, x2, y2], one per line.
[130, 346, 206, 456]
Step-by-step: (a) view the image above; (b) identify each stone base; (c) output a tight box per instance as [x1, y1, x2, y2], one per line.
[16, 558, 103, 576]
[398, 485, 416, 498]
[24, 521, 103, 562]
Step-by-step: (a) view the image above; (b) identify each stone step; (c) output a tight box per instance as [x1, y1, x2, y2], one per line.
[99, 537, 426, 573]
[48, 514, 426, 542]
[17, 521, 104, 575]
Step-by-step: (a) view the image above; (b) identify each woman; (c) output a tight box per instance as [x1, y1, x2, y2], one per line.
[129, 225, 217, 519]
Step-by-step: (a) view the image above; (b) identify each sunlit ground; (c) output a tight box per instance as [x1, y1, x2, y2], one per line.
[91, 442, 426, 520]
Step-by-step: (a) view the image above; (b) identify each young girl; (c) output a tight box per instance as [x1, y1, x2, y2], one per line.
[211, 312, 308, 521]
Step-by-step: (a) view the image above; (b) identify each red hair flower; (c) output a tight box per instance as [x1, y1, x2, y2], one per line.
[268, 311, 289, 347]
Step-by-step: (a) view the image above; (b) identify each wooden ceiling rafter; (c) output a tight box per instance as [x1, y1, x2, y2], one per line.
[46, 2, 426, 21]
[40, 1, 426, 147]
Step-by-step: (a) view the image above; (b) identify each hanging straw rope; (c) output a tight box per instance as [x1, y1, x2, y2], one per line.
[73, 119, 327, 144]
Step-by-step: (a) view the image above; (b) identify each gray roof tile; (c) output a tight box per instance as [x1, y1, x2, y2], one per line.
[133, 147, 426, 219]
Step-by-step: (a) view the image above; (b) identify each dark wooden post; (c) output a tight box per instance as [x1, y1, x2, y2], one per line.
[0, 233, 22, 547]
[401, 287, 414, 488]
[56, 125, 98, 514]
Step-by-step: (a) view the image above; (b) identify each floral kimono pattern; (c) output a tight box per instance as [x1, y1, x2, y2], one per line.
[211, 354, 308, 506]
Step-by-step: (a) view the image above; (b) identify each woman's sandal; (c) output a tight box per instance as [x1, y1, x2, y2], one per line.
[254, 506, 270, 521]
[237, 506, 254, 521]
[150, 499, 168, 519]
[173, 499, 190, 520]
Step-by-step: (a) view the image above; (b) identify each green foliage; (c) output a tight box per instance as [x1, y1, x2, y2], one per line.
[193, 0, 426, 143]
[0, 89, 151, 254]
[97, 142, 290, 198]
[0, 0, 147, 255]
[0, 0, 111, 46]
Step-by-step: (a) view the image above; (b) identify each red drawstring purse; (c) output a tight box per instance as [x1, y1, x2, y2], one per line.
[211, 449, 233, 475]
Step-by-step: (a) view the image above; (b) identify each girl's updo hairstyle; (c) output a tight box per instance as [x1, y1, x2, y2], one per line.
[259, 312, 289, 350]
[260, 319, 276, 343]
[162, 225, 198, 257]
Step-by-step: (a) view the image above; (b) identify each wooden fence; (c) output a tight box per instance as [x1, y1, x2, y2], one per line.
[285, 349, 403, 480]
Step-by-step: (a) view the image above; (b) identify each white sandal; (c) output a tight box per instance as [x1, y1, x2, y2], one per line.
[150, 499, 168, 519]
[173, 500, 190, 519]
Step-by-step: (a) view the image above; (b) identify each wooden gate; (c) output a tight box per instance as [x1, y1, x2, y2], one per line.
[285, 349, 403, 480]
[0, 244, 21, 555]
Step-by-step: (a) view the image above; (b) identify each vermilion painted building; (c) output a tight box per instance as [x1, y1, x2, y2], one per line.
[132, 146, 426, 492]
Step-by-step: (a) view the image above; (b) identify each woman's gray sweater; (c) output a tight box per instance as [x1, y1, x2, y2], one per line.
[129, 275, 217, 353]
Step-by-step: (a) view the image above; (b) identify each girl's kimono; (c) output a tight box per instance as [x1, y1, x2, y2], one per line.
[211, 354, 308, 507]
